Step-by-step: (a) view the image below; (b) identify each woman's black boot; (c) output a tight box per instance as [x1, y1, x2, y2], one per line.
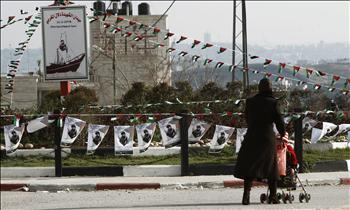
[242, 179, 252, 205]
[268, 180, 280, 204]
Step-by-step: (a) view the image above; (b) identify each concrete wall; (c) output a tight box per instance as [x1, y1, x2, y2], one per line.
[90, 15, 170, 105]
[1, 73, 39, 110]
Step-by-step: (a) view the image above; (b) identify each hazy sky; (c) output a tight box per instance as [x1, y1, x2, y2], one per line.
[1, 1, 349, 49]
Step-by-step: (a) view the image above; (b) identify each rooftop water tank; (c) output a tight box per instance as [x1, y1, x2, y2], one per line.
[93, 0, 105, 16]
[118, 1, 133, 15]
[138, 3, 150, 15]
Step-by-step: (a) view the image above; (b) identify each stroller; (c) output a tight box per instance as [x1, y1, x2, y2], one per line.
[260, 133, 311, 204]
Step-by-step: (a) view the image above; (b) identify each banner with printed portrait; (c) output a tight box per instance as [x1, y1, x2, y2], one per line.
[114, 126, 134, 155]
[158, 116, 181, 148]
[311, 122, 337, 143]
[136, 123, 156, 153]
[209, 125, 235, 153]
[235, 128, 247, 153]
[86, 124, 109, 155]
[188, 118, 211, 143]
[26, 116, 49, 133]
[42, 6, 88, 81]
[4, 125, 25, 154]
[61, 116, 86, 147]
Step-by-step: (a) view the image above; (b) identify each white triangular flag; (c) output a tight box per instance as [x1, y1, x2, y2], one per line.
[136, 123, 156, 153]
[26, 116, 49, 133]
[61, 116, 86, 147]
[114, 126, 134, 155]
[209, 125, 235, 153]
[4, 125, 25, 154]
[235, 128, 247, 153]
[188, 118, 211, 143]
[158, 116, 181, 148]
[87, 124, 109, 155]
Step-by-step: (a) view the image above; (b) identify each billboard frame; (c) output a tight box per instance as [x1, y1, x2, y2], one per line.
[41, 5, 89, 82]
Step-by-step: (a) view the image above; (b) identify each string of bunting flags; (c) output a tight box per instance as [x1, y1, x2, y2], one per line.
[2, 109, 349, 155]
[90, 14, 350, 89]
[89, 15, 349, 95]
[0, 7, 39, 29]
[4, 11, 42, 96]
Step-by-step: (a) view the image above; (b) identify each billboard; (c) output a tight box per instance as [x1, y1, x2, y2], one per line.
[42, 6, 88, 81]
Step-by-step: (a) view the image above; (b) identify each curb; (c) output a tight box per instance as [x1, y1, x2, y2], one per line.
[1, 177, 349, 192]
[0, 183, 28, 191]
[96, 183, 160, 190]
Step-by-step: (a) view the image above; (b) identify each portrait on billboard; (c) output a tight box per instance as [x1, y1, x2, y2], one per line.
[41, 6, 88, 81]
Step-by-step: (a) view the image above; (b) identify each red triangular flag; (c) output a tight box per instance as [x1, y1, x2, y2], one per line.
[191, 40, 201, 48]
[218, 47, 226, 54]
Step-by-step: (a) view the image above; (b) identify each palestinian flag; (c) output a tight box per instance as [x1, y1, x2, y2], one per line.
[191, 40, 201, 48]
[176, 36, 187, 44]
[178, 51, 188, 57]
[103, 23, 111, 28]
[122, 32, 132, 37]
[315, 70, 326, 77]
[342, 89, 349, 95]
[250, 55, 259, 59]
[112, 27, 122, 33]
[164, 32, 174, 40]
[265, 72, 272, 78]
[228, 65, 236, 72]
[215, 62, 224, 69]
[24, 15, 32, 24]
[217, 47, 226, 54]
[252, 70, 259, 74]
[344, 78, 350, 88]
[88, 16, 99, 23]
[134, 35, 143, 41]
[306, 68, 313, 78]
[155, 43, 165, 48]
[129, 20, 136, 26]
[331, 75, 341, 85]
[263, 59, 272, 68]
[7, 16, 15, 24]
[166, 48, 176, 53]
[153, 28, 161, 34]
[116, 17, 124, 24]
[192, 55, 200, 62]
[293, 66, 301, 76]
[328, 87, 335, 92]
[297, 81, 305, 86]
[201, 43, 213, 49]
[139, 23, 147, 30]
[314, 84, 321, 90]
[203, 59, 213, 65]
[275, 76, 284, 82]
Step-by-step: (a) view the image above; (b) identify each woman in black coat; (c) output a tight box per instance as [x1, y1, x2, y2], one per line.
[234, 78, 285, 205]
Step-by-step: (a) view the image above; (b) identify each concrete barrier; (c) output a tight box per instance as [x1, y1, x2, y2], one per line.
[123, 165, 181, 177]
[303, 142, 349, 151]
[5, 149, 71, 158]
[1, 167, 55, 178]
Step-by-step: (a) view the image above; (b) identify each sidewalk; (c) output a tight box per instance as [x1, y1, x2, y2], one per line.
[1, 172, 349, 192]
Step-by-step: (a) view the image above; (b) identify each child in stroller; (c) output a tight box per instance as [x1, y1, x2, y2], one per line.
[260, 133, 311, 204]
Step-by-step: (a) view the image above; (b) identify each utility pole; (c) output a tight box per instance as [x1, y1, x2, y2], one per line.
[242, 0, 249, 92]
[232, 0, 236, 82]
[113, 34, 116, 105]
[232, 0, 249, 92]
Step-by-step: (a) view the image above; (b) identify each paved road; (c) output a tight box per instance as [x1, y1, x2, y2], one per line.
[1, 185, 349, 210]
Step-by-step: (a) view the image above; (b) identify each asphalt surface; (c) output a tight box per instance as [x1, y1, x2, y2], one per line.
[1, 185, 349, 210]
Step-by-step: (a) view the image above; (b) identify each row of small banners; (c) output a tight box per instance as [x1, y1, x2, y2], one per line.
[4, 115, 350, 155]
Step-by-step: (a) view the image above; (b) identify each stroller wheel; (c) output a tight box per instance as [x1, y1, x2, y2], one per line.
[305, 193, 311, 203]
[282, 192, 287, 204]
[291, 194, 295, 202]
[260, 193, 267, 203]
[288, 194, 293, 203]
[299, 193, 304, 203]
[277, 192, 282, 200]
